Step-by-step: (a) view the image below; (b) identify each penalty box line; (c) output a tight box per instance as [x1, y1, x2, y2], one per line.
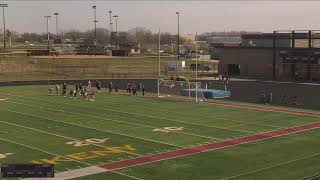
[97, 121, 320, 171]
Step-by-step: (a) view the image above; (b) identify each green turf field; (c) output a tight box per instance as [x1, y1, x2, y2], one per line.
[0, 85, 320, 180]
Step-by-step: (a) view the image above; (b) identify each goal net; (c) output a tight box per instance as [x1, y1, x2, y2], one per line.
[158, 79, 206, 102]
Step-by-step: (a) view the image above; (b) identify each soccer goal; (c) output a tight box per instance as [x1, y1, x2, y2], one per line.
[157, 79, 206, 102]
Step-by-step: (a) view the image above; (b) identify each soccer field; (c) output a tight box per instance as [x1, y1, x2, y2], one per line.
[1, 85, 320, 180]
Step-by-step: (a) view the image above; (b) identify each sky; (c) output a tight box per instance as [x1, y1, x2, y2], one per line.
[4, 1, 320, 35]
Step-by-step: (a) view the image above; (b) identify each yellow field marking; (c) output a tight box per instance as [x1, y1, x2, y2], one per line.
[224, 152, 320, 179]
[31, 145, 136, 165]
[0, 137, 143, 180]
[0, 106, 181, 148]
[0, 120, 141, 157]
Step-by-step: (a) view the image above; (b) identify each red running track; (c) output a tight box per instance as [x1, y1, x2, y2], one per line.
[205, 101, 320, 118]
[99, 121, 320, 171]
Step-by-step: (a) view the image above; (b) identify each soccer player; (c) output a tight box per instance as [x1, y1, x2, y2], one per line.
[68, 89, 76, 98]
[97, 81, 102, 92]
[49, 87, 54, 96]
[108, 82, 113, 93]
[88, 91, 95, 101]
[115, 85, 118, 94]
[55, 85, 60, 95]
[79, 83, 83, 96]
[82, 87, 88, 100]
[88, 80, 92, 91]
[142, 84, 145, 96]
[132, 84, 137, 96]
[62, 83, 67, 97]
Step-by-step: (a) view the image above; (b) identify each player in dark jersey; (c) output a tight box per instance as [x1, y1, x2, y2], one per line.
[62, 83, 67, 97]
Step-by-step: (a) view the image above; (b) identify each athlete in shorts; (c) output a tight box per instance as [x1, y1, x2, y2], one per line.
[55, 85, 60, 95]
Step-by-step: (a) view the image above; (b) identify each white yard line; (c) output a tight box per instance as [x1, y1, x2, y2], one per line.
[102, 94, 285, 128]
[11, 95, 255, 134]
[0, 107, 182, 148]
[0, 137, 143, 180]
[0, 120, 142, 157]
[6, 100, 223, 141]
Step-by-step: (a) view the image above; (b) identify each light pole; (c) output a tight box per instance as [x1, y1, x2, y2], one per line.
[108, 10, 113, 45]
[53, 12, 59, 38]
[92, 5, 98, 44]
[195, 32, 198, 80]
[0, 3, 8, 52]
[113, 15, 119, 49]
[176, 11, 180, 60]
[44, 16, 51, 51]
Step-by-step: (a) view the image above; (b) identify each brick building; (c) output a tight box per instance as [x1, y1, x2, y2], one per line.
[210, 31, 320, 82]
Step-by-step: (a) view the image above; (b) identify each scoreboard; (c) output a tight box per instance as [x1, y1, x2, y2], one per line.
[0, 164, 54, 178]
[279, 48, 320, 64]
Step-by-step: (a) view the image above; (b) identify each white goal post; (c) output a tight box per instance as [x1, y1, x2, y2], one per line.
[157, 79, 206, 102]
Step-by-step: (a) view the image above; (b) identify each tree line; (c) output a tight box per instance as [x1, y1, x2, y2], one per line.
[1, 27, 256, 47]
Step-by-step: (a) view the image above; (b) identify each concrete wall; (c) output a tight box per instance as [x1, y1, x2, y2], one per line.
[202, 80, 320, 110]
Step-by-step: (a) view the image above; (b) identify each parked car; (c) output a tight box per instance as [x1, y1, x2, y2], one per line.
[190, 64, 211, 71]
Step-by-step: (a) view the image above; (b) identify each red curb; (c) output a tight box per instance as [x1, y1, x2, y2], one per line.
[98, 122, 320, 171]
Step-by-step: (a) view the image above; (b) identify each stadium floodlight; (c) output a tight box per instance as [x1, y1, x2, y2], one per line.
[92, 5, 98, 45]
[113, 15, 119, 49]
[53, 12, 59, 38]
[0, 2, 8, 52]
[108, 10, 113, 44]
[44, 16, 51, 51]
[176, 11, 180, 60]
[195, 32, 198, 80]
